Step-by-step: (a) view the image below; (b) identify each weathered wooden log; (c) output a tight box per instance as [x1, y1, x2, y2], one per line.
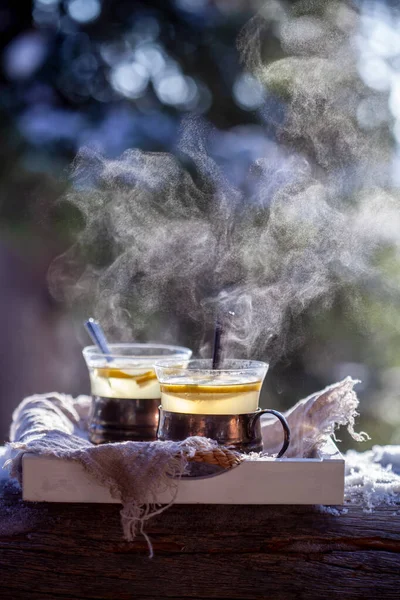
[0, 481, 399, 599]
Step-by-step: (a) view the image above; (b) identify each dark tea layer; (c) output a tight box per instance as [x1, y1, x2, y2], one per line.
[89, 396, 160, 444]
[157, 409, 264, 453]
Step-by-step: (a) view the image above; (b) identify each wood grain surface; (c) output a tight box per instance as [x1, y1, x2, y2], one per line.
[0, 481, 399, 600]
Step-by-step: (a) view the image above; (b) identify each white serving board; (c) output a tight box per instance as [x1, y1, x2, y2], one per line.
[22, 438, 344, 505]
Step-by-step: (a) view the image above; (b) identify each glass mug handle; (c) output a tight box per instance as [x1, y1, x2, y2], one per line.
[248, 409, 291, 458]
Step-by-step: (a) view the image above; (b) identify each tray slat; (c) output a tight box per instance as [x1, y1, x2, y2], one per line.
[22, 438, 344, 505]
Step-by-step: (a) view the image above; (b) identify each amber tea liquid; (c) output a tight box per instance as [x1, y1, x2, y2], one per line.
[160, 374, 262, 415]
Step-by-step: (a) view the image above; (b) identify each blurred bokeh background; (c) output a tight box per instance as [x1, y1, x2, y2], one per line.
[1, 0, 399, 450]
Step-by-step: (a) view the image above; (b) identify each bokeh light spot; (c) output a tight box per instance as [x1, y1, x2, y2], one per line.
[357, 56, 392, 92]
[67, 0, 101, 24]
[233, 72, 265, 111]
[3, 32, 48, 80]
[110, 62, 149, 99]
[175, 0, 208, 14]
[134, 44, 165, 77]
[155, 74, 197, 108]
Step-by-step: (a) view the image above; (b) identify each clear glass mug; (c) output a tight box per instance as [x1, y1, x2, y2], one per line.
[155, 359, 290, 456]
[83, 344, 192, 444]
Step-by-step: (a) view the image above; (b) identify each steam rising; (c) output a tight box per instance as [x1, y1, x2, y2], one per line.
[49, 1, 400, 362]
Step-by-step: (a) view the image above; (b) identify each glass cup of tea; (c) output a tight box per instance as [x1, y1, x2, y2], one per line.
[155, 359, 290, 456]
[83, 344, 192, 444]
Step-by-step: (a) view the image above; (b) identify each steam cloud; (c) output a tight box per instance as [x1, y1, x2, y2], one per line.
[49, 1, 400, 363]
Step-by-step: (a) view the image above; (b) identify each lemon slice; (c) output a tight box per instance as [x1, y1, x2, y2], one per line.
[135, 371, 158, 386]
[95, 368, 157, 385]
[95, 367, 132, 379]
[160, 382, 261, 395]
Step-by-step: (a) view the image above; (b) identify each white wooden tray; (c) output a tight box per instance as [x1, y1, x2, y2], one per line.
[22, 438, 344, 505]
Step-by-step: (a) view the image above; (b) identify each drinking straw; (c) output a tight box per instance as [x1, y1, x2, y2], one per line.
[84, 318, 112, 362]
[212, 321, 223, 369]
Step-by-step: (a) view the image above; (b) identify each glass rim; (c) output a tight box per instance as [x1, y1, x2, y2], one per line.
[83, 343, 192, 361]
[154, 358, 269, 373]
